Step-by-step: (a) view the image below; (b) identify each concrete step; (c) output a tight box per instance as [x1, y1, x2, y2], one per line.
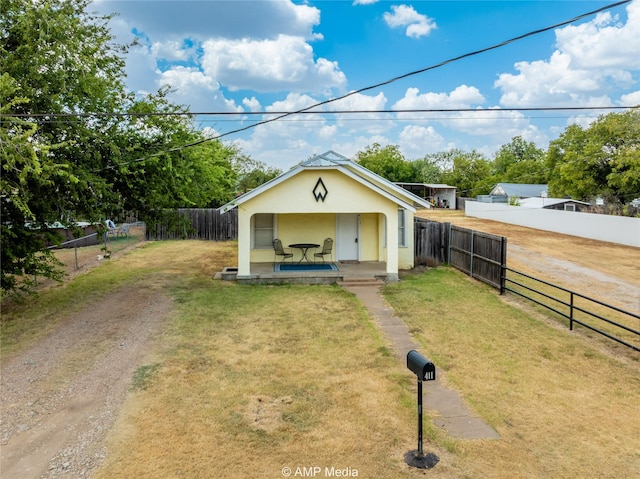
[339, 277, 385, 287]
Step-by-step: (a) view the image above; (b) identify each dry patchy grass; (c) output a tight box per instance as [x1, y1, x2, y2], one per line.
[384, 268, 640, 479]
[94, 280, 423, 478]
[6, 240, 638, 478]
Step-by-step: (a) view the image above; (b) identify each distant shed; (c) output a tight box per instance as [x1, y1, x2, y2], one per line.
[395, 182, 456, 208]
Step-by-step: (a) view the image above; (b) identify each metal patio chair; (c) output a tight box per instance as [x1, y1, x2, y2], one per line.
[273, 239, 293, 264]
[313, 237, 333, 263]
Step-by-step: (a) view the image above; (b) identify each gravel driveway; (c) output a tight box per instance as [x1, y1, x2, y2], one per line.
[1, 287, 172, 479]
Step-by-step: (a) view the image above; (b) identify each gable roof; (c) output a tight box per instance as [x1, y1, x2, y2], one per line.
[490, 183, 548, 198]
[220, 150, 432, 213]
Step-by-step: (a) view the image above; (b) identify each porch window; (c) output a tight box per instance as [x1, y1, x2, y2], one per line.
[398, 209, 407, 247]
[253, 213, 274, 249]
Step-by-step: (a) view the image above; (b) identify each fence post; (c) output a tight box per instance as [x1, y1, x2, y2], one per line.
[499, 236, 506, 295]
[447, 223, 452, 265]
[470, 230, 474, 279]
[569, 292, 574, 330]
[442, 222, 450, 264]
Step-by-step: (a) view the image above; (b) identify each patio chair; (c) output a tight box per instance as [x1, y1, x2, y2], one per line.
[313, 237, 333, 263]
[105, 219, 117, 239]
[273, 239, 293, 263]
[115, 223, 130, 238]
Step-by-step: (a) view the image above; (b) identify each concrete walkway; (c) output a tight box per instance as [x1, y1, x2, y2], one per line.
[341, 281, 499, 440]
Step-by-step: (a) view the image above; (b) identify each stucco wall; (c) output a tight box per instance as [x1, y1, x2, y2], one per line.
[466, 201, 640, 247]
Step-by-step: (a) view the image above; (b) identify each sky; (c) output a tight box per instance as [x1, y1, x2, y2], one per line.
[92, 0, 640, 170]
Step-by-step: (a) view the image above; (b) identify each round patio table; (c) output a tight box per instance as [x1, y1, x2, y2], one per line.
[288, 243, 320, 263]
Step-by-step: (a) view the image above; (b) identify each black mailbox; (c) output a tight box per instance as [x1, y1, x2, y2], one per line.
[407, 350, 436, 381]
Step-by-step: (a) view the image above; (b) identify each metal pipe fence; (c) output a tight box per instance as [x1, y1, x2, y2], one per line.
[503, 267, 640, 353]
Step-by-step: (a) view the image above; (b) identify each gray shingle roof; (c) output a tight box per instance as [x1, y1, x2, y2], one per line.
[489, 183, 548, 198]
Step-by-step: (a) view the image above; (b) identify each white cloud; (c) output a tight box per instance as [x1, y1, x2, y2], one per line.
[330, 92, 392, 134]
[620, 90, 640, 106]
[123, 44, 159, 95]
[393, 85, 485, 118]
[555, 2, 640, 70]
[230, 92, 333, 169]
[353, 0, 378, 5]
[317, 124, 338, 140]
[157, 67, 247, 113]
[398, 125, 445, 157]
[495, 0, 640, 107]
[495, 52, 625, 107]
[383, 5, 436, 39]
[159, 67, 217, 92]
[96, 0, 321, 41]
[151, 41, 194, 61]
[266, 92, 321, 114]
[242, 97, 262, 112]
[201, 35, 346, 93]
[449, 108, 534, 137]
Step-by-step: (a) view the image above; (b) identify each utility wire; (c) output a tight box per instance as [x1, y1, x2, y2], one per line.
[88, 0, 631, 170]
[1, 105, 634, 119]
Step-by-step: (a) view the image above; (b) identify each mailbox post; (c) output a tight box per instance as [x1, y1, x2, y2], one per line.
[404, 350, 439, 469]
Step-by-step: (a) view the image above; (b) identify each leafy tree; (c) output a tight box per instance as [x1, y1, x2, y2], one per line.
[105, 89, 240, 214]
[0, 0, 242, 293]
[434, 149, 492, 197]
[0, 74, 67, 293]
[354, 143, 413, 182]
[546, 110, 640, 205]
[233, 155, 282, 195]
[408, 156, 443, 184]
[491, 136, 548, 184]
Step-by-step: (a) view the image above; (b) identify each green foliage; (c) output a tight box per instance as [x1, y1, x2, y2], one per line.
[354, 143, 413, 182]
[546, 110, 640, 205]
[491, 136, 548, 184]
[233, 155, 282, 194]
[408, 156, 442, 184]
[439, 149, 492, 197]
[0, 0, 243, 294]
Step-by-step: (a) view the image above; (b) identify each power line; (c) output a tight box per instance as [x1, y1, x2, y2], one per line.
[1, 105, 634, 119]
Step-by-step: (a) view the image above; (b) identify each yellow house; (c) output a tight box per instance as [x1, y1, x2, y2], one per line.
[220, 151, 432, 282]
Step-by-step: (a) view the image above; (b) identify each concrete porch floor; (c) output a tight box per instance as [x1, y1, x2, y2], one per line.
[230, 261, 389, 284]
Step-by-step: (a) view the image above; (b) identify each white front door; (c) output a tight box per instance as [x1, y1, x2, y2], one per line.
[337, 214, 359, 261]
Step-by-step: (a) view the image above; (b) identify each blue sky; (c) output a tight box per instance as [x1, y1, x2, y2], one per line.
[93, 0, 640, 170]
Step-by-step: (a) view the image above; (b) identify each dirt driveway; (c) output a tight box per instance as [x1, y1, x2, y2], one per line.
[1, 285, 172, 479]
[1, 215, 638, 478]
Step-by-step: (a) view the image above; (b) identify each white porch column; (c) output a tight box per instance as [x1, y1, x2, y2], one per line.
[386, 210, 399, 281]
[237, 208, 251, 277]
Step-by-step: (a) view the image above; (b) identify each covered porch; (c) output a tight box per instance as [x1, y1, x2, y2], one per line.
[219, 151, 432, 284]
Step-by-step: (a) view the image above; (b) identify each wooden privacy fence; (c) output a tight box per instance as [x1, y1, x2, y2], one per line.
[146, 208, 238, 241]
[449, 225, 507, 290]
[414, 218, 450, 266]
[414, 218, 507, 289]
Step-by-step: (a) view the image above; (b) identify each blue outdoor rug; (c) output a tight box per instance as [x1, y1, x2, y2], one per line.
[274, 263, 339, 272]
